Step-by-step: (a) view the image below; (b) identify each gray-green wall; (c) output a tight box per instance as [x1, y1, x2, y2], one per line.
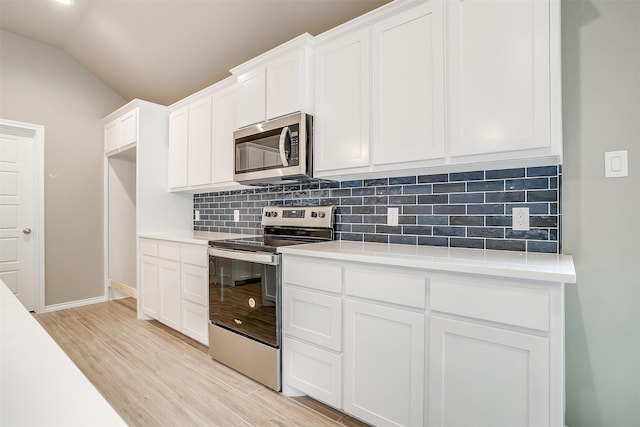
[562, 1, 640, 425]
[0, 30, 125, 306]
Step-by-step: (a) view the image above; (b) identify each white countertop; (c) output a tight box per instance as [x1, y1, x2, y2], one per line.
[278, 240, 576, 284]
[0, 280, 126, 426]
[138, 230, 253, 245]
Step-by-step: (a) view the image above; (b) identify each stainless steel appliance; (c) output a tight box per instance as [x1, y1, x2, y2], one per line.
[233, 112, 313, 185]
[207, 205, 334, 391]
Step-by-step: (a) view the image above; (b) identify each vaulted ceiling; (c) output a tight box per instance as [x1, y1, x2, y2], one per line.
[0, 0, 391, 105]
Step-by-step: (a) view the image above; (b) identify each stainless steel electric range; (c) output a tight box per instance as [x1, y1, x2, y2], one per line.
[207, 205, 335, 391]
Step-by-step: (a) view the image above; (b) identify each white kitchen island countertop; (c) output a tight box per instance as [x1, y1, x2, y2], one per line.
[0, 280, 126, 426]
[278, 240, 576, 283]
[138, 230, 253, 245]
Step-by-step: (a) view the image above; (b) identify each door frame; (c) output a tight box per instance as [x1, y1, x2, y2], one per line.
[0, 118, 45, 313]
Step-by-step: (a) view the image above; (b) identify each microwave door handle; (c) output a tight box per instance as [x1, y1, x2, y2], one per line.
[278, 126, 290, 167]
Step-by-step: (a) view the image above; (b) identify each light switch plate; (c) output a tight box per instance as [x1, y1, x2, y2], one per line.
[194, 210, 200, 221]
[605, 150, 628, 178]
[234, 209, 240, 222]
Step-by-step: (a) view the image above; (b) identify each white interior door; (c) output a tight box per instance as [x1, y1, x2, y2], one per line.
[0, 129, 37, 310]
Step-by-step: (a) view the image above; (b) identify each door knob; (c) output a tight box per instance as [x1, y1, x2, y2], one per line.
[23, 228, 32, 234]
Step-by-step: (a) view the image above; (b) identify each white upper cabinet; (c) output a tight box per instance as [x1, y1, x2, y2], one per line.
[104, 109, 138, 156]
[104, 120, 119, 154]
[168, 77, 243, 192]
[447, 0, 558, 161]
[236, 66, 266, 129]
[314, 29, 370, 172]
[168, 106, 189, 190]
[187, 97, 213, 187]
[314, 0, 561, 179]
[266, 51, 305, 120]
[314, 0, 446, 177]
[168, 97, 212, 190]
[371, 1, 445, 166]
[232, 33, 314, 129]
[211, 83, 238, 185]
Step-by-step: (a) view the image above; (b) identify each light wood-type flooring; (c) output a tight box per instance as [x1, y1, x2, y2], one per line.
[34, 298, 369, 427]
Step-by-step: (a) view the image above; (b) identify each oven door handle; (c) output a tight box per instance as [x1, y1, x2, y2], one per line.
[208, 247, 280, 266]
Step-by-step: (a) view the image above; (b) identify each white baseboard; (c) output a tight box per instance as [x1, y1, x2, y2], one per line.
[44, 296, 106, 313]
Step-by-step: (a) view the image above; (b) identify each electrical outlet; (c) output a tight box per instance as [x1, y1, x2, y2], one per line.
[512, 207, 530, 231]
[234, 209, 240, 222]
[387, 207, 399, 226]
[194, 210, 200, 221]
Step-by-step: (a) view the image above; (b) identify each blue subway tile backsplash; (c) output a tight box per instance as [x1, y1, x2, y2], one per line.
[193, 165, 562, 254]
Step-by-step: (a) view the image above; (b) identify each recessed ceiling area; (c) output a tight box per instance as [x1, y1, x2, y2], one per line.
[0, 0, 391, 105]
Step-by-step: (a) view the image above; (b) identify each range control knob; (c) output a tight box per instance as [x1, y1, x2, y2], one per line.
[271, 211, 278, 217]
[318, 211, 326, 218]
[311, 211, 318, 218]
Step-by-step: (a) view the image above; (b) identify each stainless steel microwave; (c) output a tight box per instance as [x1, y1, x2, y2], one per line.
[233, 112, 312, 185]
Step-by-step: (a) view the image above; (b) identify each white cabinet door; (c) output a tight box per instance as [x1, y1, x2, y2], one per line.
[181, 263, 208, 306]
[119, 109, 138, 150]
[283, 287, 342, 351]
[236, 66, 266, 128]
[168, 107, 189, 189]
[158, 259, 181, 330]
[266, 52, 301, 120]
[283, 337, 342, 409]
[314, 29, 370, 172]
[371, 1, 445, 166]
[140, 254, 159, 319]
[447, 0, 551, 157]
[187, 97, 212, 187]
[429, 316, 549, 427]
[211, 84, 237, 184]
[104, 120, 119, 154]
[343, 299, 425, 427]
[181, 299, 209, 345]
[104, 109, 137, 155]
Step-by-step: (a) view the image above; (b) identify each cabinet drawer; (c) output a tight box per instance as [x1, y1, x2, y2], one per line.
[158, 243, 180, 261]
[181, 299, 208, 345]
[283, 337, 342, 409]
[181, 264, 208, 305]
[283, 286, 342, 351]
[430, 275, 550, 331]
[139, 239, 158, 257]
[344, 266, 427, 309]
[181, 244, 208, 267]
[283, 257, 342, 293]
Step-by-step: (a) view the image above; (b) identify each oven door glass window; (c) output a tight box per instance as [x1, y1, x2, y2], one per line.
[209, 256, 280, 348]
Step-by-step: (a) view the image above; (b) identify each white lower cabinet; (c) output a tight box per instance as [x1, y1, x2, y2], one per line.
[140, 254, 159, 319]
[343, 300, 425, 427]
[180, 260, 209, 344]
[181, 299, 209, 345]
[281, 253, 565, 427]
[282, 337, 342, 409]
[139, 238, 209, 345]
[158, 259, 181, 330]
[282, 259, 343, 408]
[428, 316, 549, 427]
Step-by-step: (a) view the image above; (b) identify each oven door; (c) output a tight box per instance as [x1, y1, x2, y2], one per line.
[208, 247, 281, 348]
